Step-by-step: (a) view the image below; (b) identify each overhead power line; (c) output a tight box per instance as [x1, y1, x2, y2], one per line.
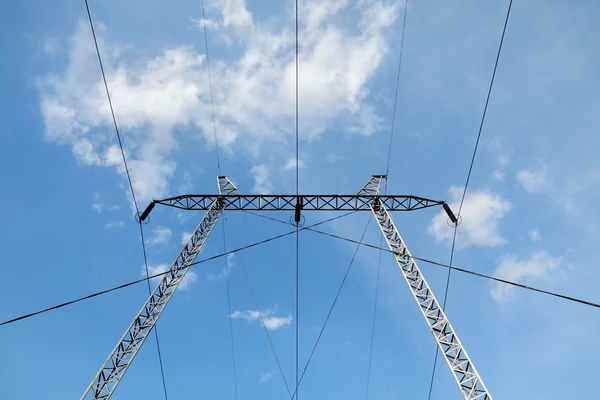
[368, 1, 410, 398]
[290, 217, 372, 400]
[225, 218, 292, 397]
[243, 211, 600, 310]
[294, 0, 300, 398]
[84, 1, 170, 398]
[0, 212, 356, 328]
[3, 211, 598, 331]
[201, 0, 221, 176]
[200, 0, 239, 396]
[428, 1, 515, 398]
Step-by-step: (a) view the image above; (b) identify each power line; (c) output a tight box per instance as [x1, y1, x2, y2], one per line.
[242, 211, 600, 311]
[294, 0, 300, 398]
[368, 1, 410, 397]
[385, 0, 409, 178]
[300, 227, 600, 311]
[84, 0, 138, 215]
[200, 0, 238, 396]
[289, 217, 372, 400]
[140, 226, 169, 400]
[4, 211, 599, 331]
[365, 236, 383, 400]
[428, 0, 514, 397]
[0, 212, 356, 328]
[84, 1, 169, 398]
[222, 217, 239, 400]
[201, 0, 221, 176]
[225, 218, 292, 397]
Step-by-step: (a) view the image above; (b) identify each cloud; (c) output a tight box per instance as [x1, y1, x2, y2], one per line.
[259, 372, 274, 383]
[92, 193, 120, 213]
[105, 221, 124, 229]
[39, 0, 399, 203]
[517, 167, 547, 193]
[282, 158, 306, 171]
[144, 263, 198, 291]
[487, 138, 511, 182]
[92, 192, 103, 213]
[193, 17, 220, 30]
[181, 231, 193, 245]
[230, 309, 293, 330]
[178, 170, 195, 194]
[208, 253, 234, 282]
[326, 152, 343, 163]
[148, 226, 172, 246]
[492, 154, 510, 182]
[42, 37, 61, 55]
[528, 229, 541, 241]
[249, 165, 272, 193]
[491, 252, 562, 302]
[428, 187, 511, 248]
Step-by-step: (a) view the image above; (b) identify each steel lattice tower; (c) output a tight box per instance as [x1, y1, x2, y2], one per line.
[81, 175, 492, 400]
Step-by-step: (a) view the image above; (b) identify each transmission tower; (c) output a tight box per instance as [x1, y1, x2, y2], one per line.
[81, 175, 492, 400]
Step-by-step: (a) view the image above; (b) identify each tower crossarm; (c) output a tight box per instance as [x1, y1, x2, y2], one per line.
[80, 180, 229, 400]
[152, 194, 444, 212]
[369, 196, 492, 400]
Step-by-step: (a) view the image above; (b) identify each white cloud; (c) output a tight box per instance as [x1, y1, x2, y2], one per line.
[176, 211, 193, 225]
[208, 253, 234, 282]
[491, 252, 562, 302]
[105, 221, 124, 229]
[216, 0, 253, 29]
[528, 229, 541, 241]
[92, 192, 103, 213]
[92, 193, 120, 213]
[326, 152, 343, 163]
[487, 138, 510, 182]
[181, 231, 193, 245]
[230, 309, 293, 330]
[282, 158, 306, 171]
[144, 263, 198, 290]
[39, 1, 399, 203]
[492, 169, 505, 182]
[428, 187, 511, 248]
[193, 17, 220, 30]
[259, 372, 274, 383]
[249, 165, 272, 193]
[148, 226, 172, 246]
[178, 170, 195, 193]
[42, 37, 61, 55]
[492, 153, 510, 182]
[517, 167, 547, 193]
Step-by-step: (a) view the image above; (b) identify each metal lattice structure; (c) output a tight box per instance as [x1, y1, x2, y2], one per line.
[83, 175, 491, 400]
[153, 193, 443, 212]
[80, 177, 236, 400]
[367, 175, 491, 399]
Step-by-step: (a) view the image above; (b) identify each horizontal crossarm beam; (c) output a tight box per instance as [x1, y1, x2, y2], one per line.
[153, 194, 445, 212]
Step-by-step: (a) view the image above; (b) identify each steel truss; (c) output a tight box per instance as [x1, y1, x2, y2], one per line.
[367, 175, 491, 399]
[151, 193, 444, 214]
[83, 175, 490, 400]
[81, 177, 236, 400]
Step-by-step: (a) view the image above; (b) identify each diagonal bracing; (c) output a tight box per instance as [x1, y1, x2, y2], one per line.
[80, 178, 236, 400]
[83, 175, 490, 399]
[366, 175, 492, 400]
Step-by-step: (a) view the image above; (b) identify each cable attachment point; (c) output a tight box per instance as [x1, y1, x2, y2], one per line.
[294, 197, 303, 226]
[136, 201, 155, 224]
[442, 203, 458, 225]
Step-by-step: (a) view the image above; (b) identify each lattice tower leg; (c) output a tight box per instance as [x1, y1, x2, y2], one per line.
[80, 177, 237, 399]
[369, 196, 492, 400]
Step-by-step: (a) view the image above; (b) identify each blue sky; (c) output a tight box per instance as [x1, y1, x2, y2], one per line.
[1, 0, 599, 398]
